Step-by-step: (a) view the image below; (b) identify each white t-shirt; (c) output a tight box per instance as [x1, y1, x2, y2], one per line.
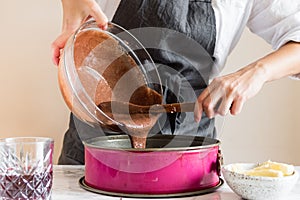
[96, 0, 300, 79]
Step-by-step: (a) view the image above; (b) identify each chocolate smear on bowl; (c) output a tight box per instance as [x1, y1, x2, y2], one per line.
[73, 29, 162, 148]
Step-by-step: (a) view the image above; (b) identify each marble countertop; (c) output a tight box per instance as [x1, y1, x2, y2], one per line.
[52, 165, 300, 200]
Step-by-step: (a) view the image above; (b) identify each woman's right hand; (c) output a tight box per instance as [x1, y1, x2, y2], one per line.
[51, 0, 108, 66]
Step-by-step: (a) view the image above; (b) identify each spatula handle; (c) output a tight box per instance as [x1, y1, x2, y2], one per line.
[148, 102, 195, 113]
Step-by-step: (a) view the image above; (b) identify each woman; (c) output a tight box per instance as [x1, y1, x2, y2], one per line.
[52, 0, 300, 164]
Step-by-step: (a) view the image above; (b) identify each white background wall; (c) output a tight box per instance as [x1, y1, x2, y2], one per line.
[0, 0, 69, 163]
[0, 0, 299, 165]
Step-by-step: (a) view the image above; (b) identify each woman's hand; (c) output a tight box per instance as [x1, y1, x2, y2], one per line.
[194, 41, 300, 122]
[194, 63, 267, 122]
[51, 0, 108, 66]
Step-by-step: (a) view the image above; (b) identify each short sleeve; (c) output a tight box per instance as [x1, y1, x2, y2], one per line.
[247, 0, 300, 50]
[247, 0, 300, 79]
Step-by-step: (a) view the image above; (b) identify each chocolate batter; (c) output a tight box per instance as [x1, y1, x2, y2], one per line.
[74, 29, 162, 148]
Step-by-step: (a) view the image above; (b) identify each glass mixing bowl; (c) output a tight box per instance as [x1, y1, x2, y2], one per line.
[58, 20, 163, 133]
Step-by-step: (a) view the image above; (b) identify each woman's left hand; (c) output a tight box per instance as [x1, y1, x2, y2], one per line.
[194, 62, 267, 122]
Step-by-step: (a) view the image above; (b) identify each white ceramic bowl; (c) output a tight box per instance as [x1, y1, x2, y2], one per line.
[222, 163, 299, 200]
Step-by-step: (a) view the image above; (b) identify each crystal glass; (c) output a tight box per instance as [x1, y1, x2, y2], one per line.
[0, 137, 54, 200]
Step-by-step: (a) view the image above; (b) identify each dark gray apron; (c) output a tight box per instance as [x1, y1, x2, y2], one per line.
[58, 0, 216, 164]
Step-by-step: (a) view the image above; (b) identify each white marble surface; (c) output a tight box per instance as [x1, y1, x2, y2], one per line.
[52, 165, 300, 200]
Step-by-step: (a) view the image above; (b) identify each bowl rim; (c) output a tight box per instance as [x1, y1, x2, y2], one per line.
[83, 135, 221, 152]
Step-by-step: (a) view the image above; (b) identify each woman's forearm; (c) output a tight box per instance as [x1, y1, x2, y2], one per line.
[256, 41, 300, 82]
[194, 41, 300, 122]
